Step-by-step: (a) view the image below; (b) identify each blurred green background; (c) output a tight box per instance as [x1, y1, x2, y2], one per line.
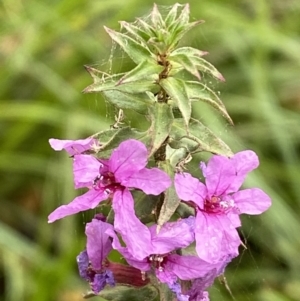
[1, 0, 300, 300]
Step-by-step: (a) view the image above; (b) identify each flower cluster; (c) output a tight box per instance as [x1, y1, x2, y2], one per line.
[48, 138, 271, 300]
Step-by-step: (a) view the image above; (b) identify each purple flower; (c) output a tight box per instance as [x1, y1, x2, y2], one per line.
[49, 137, 98, 155]
[175, 150, 271, 263]
[48, 139, 172, 260]
[76, 218, 115, 294]
[105, 217, 229, 298]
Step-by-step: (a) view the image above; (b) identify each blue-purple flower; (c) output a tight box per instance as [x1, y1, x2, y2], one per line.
[48, 139, 172, 260]
[175, 150, 272, 263]
[77, 217, 115, 294]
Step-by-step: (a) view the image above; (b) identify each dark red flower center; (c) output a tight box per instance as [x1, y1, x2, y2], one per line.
[204, 196, 235, 214]
[93, 171, 120, 194]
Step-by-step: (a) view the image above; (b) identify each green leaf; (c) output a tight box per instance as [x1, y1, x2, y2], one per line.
[165, 3, 180, 28]
[169, 53, 200, 79]
[166, 145, 188, 168]
[191, 56, 225, 82]
[185, 81, 233, 125]
[97, 284, 158, 301]
[148, 102, 174, 157]
[151, 4, 165, 28]
[118, 60, 164, 85]
[169, 118, 233, 156]
[119, 21, 151, 44]
[157, 180, 181, 230]
[133, 190, 160, 224]
[102, 90, 154, 114]
[94, 127, 150, 158]
[160, 77, 191, 127]
[104, 27, 153, 64]
[170, 46, 208, 58]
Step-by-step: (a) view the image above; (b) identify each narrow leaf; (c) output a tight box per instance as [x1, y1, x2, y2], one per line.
[148, 102, 174, 157]
[151, 4, 165, 28]
[170, 118, 233, 156]
[103, 90, 154, 114]
[191, 56, 225, 82]
[104, 27, 152, 64]
[93, 127, 150, 158]
[119, 21, 150, 43]
[185, 81, 233, 125]
[118, 60, 164, 85]
[169, 53, 201, 80]
[171, 46, 208, 57]
[165, 3, 180, 28]
[160, 77, 191, 127]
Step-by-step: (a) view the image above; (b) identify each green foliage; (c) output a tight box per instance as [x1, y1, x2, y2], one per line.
[1, 0, 300, 301]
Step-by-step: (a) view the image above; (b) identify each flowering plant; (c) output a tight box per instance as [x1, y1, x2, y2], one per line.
[48, 4, 271, 301]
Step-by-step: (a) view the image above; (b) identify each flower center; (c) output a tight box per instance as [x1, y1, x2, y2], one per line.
[204, 196, 235, 214]
[148, 254, 168, 272]
[93, 171, 119, 194]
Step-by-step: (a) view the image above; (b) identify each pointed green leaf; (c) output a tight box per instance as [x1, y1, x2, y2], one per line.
[102, 90, 154, 114]
[169, 53, 200, 79]
[185, 81, 233, 125]
[151, 4, 165, 28]
[84, 77, 159, 95]
[176, 3, 190, 27]
[165, 3, 180, 28]
[160, 77, 191, 127]
[104, 27, 153, 64]
[136, 18, 156, 37]
[94, 127, 150, 158]
[191, 56, 225, 82]
[168, 20, 204, 50]
[170, 118, 233, 156]
[148, 102, 174, 157]
[118, 60, 164, 85]
[171, 46, 208, 57]
[119, 21, 151, 43]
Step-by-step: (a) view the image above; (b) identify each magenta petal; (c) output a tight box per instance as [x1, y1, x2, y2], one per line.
[112, 189, 152, 260]
[109, 140, 147, 182]
[48, 189, 107, 223]
[150, 218, 194, 254]
[203, 155, 236, 197]
[225, 150, 259, 193]
[174, 173, 206, 208]
[121, 168, 171, 195]
[73, 155, 101, 189]
[232, 188, 271, 215]
[106, 228, 151, 271]
[195, 212, 240, 263]
[85, 219, 114, 270]
[166, 254, 219, 280]
[49, 138, 97, 155]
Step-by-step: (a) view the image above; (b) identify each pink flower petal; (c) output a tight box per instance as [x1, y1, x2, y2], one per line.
[174, 173, 206, 208]
[112, 189, 152, 260]
[121, 168, 171, 195]
[73, 155, 101, 189]
[48, 189, 107, 223]
[85, 219, 114, 270]
[109, 140, 147, 182]
[232, 188, 271, 215]
[106, 228, 151, 271]
[150, 218, 195, 254]
[49, 138, 97, 155]
[225, 150, 259, 193]
[203, 155, 236, 198]
[195, 212, 240, 263]
[166, 254, 225, 281]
